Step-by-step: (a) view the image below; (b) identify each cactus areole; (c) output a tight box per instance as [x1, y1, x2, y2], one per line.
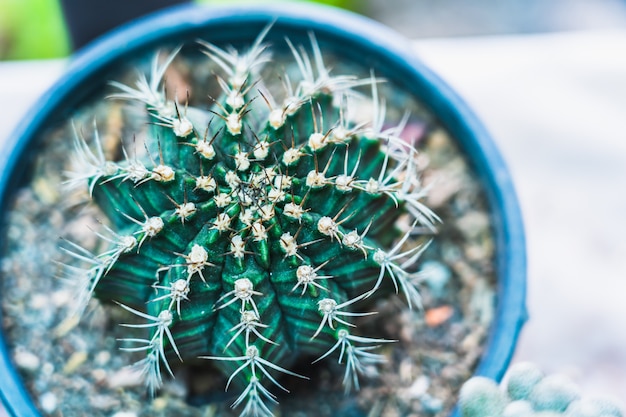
[0, 4, 527, 417]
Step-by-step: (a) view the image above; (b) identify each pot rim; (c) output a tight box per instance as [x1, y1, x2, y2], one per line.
[0, 3, 527, 416]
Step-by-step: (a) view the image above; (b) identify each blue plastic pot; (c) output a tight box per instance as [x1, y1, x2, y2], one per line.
[0, 3, 527, 416]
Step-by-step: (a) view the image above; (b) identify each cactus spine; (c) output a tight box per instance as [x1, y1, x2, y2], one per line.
[64, 27, 438, 416]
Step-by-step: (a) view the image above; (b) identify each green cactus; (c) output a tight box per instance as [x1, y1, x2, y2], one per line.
[507, 362, 545, 401]
[459, 364, 624, 417]
[459, 376, 508, 417]
[529, 375, 580, 413]
[63, 28, 438, 415]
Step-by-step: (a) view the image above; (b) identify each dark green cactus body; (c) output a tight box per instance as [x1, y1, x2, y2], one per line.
[67, 34, 435, 414]
[93, 92, 398, 378]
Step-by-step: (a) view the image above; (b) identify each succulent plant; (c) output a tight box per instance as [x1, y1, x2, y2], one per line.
[459, 377, 508, 417]
[459, 363, 624, 417]
[63, 27, 438, 416]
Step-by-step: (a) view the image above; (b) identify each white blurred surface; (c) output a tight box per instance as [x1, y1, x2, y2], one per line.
[1, 29, 625, 412]
[367, 0, 626, 37]
[414, 30, 626, 400]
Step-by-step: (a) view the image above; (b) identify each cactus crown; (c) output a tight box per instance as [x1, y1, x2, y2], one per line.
[63, 27, 438, 416]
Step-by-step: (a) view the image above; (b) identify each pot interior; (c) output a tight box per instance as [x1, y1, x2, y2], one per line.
[0, 6, 524, 417]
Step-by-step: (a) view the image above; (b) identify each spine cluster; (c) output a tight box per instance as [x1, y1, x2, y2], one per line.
[63, 27, 438, 416]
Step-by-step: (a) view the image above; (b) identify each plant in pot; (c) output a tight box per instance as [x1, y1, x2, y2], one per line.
[0, 3, 526, 417]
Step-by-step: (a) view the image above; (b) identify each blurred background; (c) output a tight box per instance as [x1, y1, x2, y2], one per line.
[1, 0, 626, 406]
[2, 0, 626, 60]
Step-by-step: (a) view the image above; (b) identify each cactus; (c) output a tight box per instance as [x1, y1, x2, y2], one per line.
[459, 376, 508, 417]
[459, 363, 624, 417]
[530, 375, 581, 413]
[62, 28, 439, 416]
[506, 361, 545, 401]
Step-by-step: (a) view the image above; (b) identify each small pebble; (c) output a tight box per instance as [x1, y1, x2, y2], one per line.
[111, 412, 138, 417]
[152, 397, 168, 411]
[404, 375, 430, 400]
[398, 358, 414, 384]
[32, 177, 60, 204]
[54, 315, 80, 338]
[52, 289, 72, 307]
[90, 394, 120, 410]
[39, 392, 57, 414]
[41, 362, 54, 377]
[424, 305, 454, 327]
[29, 293, 48, 310]
[465, 244, 489, 262]
[95, 350, 111, 366]
[421, 394, 444, 414]
[420, 261, 451, 298]
[456, 211, 490, 240]
[91, 368, 107, 384]
[14, 349, 40, 372]
[63, 351, 88, 374]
